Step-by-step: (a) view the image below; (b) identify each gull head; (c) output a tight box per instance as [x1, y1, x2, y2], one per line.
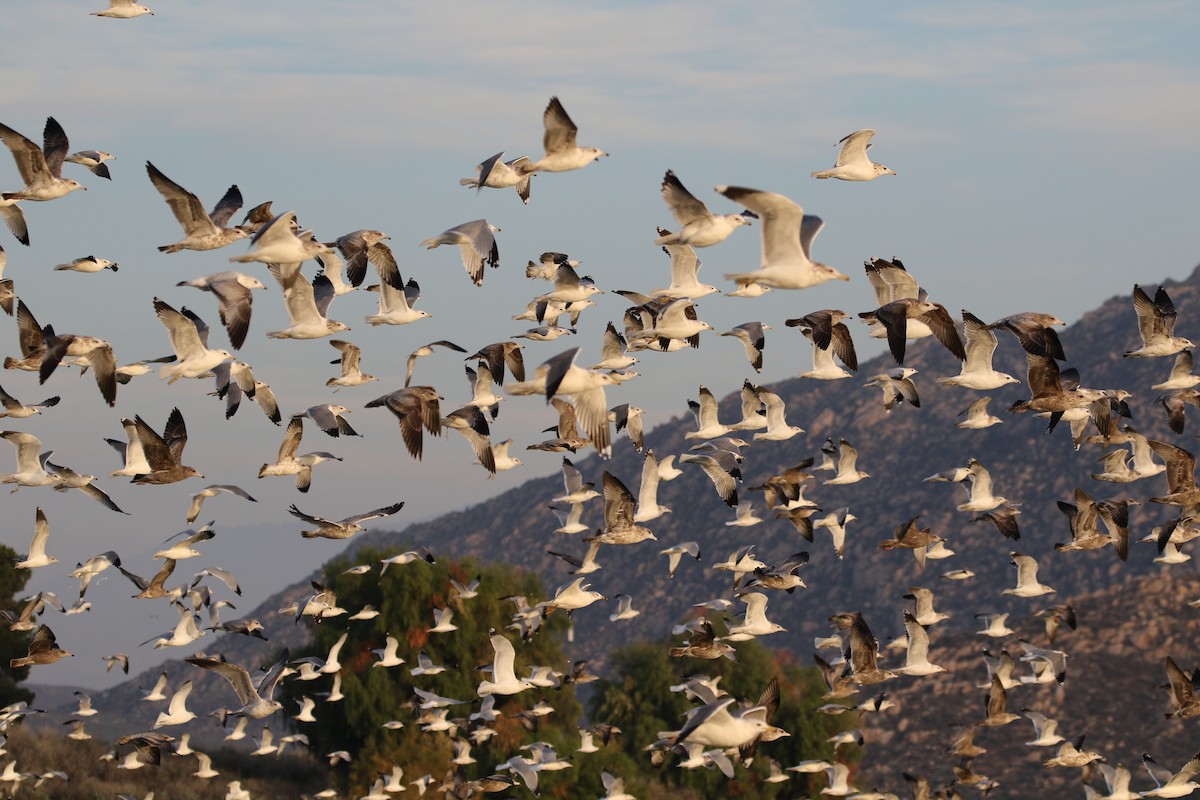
[873, 163, 897, 177]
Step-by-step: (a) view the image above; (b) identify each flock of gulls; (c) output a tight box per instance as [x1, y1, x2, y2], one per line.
[0, 10, 1198, 799]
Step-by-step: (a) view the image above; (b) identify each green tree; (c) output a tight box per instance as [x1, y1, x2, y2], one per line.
[285, 550, 582, 795]
[589, 629, 857, 800]
[0, 543, 35, 709]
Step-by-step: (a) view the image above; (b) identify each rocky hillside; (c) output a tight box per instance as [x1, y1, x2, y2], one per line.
[69, 266, 1200, 790]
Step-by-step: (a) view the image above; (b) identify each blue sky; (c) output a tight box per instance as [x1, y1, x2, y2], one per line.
[2, 1, 1199, 688]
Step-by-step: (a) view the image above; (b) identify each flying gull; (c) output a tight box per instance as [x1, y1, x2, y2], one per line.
[811, 129, 895, 181]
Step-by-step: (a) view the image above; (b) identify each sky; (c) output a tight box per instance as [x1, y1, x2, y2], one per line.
[1, 1, 1199, 689]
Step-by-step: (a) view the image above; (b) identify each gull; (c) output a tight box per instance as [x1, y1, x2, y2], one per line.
[193, 752, 219, 780]
[685, 385, 732, 440]
[326, 339, 375, 387]
[627, 297, 712, 346]
[814, 508, 856, 559]
[894, 611, 945, 676]
[1142, 753, 1200, 798]
[811, 129, 895, 180]
[478, 631, 533, 696]
[537, 576, 605, 616]
[957, 396, 1003, 429]
[726, 500, 763, 527]
[117, 558, 179, 600]
[601, 771, 635, 800]
[230, 211, 331, 265]
[609, 594, 639, 622]
[672, 677, 786, 749]
[428, 605, 457, 634]
[1022, 709, 1065, 747]
[142, 671, 168, 701]
[0, 196, 27, 246]
[131, 407, 203, 485]
[466, 340, 523, 384]
[975, 612, 1014, 638]
[1036, 605, 1077, 644]
[991, 311, 1067, 361]
[371, 634, 404, 668]
[980, 675, 1020, 727]
[55, 255, 117, 273]
[92, 0, 154, 17]
[104, 653, 129, 674]
[324, 229, 396, 288]
[1163, 656, 1200, 719]
[153, 299, 232, 381]
[460, 151, 532, 203]
[824, 439, 870, 485]
[37, 330, 117, 405]
[15, 508, 56, 569]
[656, 170, 753, 247]
[938, 311, 1021, 389]
[66, 149, 114, 178]
[721, 322, 768, 372]
[680, 451, 740, 507]
[866, 295, 965, 367]
[301, 403, 360, 438]
[9, 624, 72, 668]
[465, 362, 503, 419]
[176, 272, 265, 349]
[249, 727, 277, 757]
[957, 458, 1007, 512]
[64, 718, 91, 740]
[154, 525, 214, 560]
[603, 404, 643, 455]
[257, 417, 341, 493]
[410, 649, 447, 678]
[1043, 736, 1104, 768]
[115, 732, 176, 767]
[753, 388, 803, 442]
[365, 271, 430, 326]
[905, 586, 949, 625]
[865, 367, 919, 411]
[187, 485, 256, 524]
[791, 320, 857, 381]
[649, 230, 718, 300]
[1004, 551, 1055, 597]
[419, 219, 500, 286]
[443, 405, 497, 474]
[718, 185, 848, 288]
[186, 650, 289, 719]
[1126, 284, 1193, 358]
[4, 299, 49, 371]
[146, 162, 247, 253]
[518, 347, 616, 456]
[289, 502, 404, 539]
[1154, 351, 1200, 390]
[521, 96, 607, 174]
[153, 680, 196, 728]
[669, 620, 734, 661]
[589, 323, 637, 372]
[724, 591, 785, 640]
[0, 117, 86, 202]
[634, 448, 671, 522]
[366, 386, 443, 461]
[1093, 763, 1138, 800]
[536, 262, 603, 306]
[0, 430, 60, 488]
[264, 262, 350, 339]
[586, 471, 656, 545]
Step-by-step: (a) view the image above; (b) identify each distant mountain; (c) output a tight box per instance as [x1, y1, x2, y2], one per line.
[79, 266, 1200, 791]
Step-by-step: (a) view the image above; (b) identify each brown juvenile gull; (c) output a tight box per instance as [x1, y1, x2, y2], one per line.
[0, 117, 86, 202]
[811, 129, 895, 181]
[10, 623, 72, 668]
[864, 295, 964, 367]
[719, 185, 848, 289]
[38, 329, 117, 406]
[131, 407, 203, 485]
[419, 219, 500, 287]
[1163, 656, 1200, 719]
[365, 386, 442, 460]
[325, 229, 395, 288]
[990, 311, 1067, 361]
[656, 170, 754, 248]
[584, 472, 656, 545]
[289, 502, 404, 539]
[146, 162, 247, 253]
[829, 611, 895, 685]
[519, 97, 608, 174]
